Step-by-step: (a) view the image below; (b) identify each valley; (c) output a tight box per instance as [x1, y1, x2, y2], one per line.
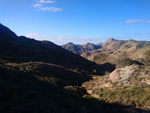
[0, 23, 150, 113]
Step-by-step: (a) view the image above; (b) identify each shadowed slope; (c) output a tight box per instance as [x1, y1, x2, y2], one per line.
[0, 61, 142, 113]
[0, 23, 96, 72]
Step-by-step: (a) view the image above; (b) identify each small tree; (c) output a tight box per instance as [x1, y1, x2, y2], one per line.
[93, 69, 97, 75]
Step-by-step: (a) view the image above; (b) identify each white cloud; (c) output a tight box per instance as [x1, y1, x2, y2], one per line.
[24, 33, 39, 38]
[32, 3, 42, 8]
[41, 7, 62, 12]
[23, 34, 104, 45]
[48, 35, 104, 43]
[38, 0, 56, 3]
[147, 20, 150, 23]
[126, 19, 145, 24]
[32, 0, 62, 13]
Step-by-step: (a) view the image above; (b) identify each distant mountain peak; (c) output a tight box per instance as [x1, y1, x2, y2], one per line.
[104, 38, 117, 44]
[67, 42, 74, 45]
[86, 43, 93, 44]
[107, 38, 116, 41]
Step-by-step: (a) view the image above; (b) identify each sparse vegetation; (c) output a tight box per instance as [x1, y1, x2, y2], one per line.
[92, 87, 150, 107]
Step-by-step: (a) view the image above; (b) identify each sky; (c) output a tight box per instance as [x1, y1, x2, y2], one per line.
[0, 0, 150, 45]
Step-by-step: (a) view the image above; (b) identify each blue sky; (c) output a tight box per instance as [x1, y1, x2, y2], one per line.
[0, 0, 150, 45]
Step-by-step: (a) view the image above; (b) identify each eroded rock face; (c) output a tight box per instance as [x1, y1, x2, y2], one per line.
[109, 65, 139, 82]
[109, 68, 119, 82]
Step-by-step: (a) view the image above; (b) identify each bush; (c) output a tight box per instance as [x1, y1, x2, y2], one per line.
[93, 69, 97, 75]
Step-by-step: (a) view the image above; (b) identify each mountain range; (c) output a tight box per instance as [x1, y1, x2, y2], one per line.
[1, 23, 150, 113]
[62, 37, 150, 66]
[62, 42, 102, 55]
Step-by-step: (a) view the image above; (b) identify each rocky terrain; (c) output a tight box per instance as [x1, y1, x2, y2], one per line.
[82, 62, 150, 112]
[82, 40, 150, 113]
[63, 37, 150, 112]
[63, 37, 150, 66]
[81, 38, 150, 65]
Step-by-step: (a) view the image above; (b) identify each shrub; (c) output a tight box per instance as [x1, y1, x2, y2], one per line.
[93, 69, 97, 75]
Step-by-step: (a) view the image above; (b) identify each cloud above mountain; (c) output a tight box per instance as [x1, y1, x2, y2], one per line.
[125, 19, 150, 24]
[38, 0, 56, 4]
[41, 7, 62, 12]
[24, 33, 105, 44]
[33, 3, 43, 8]
[24, 33, 39, 38]
[126, 19, 145, 24]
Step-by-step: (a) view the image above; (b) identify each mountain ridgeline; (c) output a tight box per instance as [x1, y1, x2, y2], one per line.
[0, 23, 97, 71]
[62, 42, 102, 55]
[63, 37, 150, 56]
[63, 37, 150, 66]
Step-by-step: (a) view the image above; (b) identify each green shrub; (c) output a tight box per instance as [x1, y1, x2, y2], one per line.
[93, 69, 97, 75]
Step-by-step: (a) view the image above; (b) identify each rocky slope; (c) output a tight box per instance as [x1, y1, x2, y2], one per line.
[81, 38, 150, 66]
[63, 38, 150, 112]
[81, 38, 150, 112]
[62, 37, 150, 66]
[82, 63, 150, 112]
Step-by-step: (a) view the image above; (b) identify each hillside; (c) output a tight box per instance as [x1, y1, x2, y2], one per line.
[83, 63, 150, 110]
[0, 23, 98, 72]
[62, 38, 150, 65]
[80, 38, 150, 66]
[81, 38, 150, 112]
[0, 60, 132, 113]
[62, 37, 150, 111]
